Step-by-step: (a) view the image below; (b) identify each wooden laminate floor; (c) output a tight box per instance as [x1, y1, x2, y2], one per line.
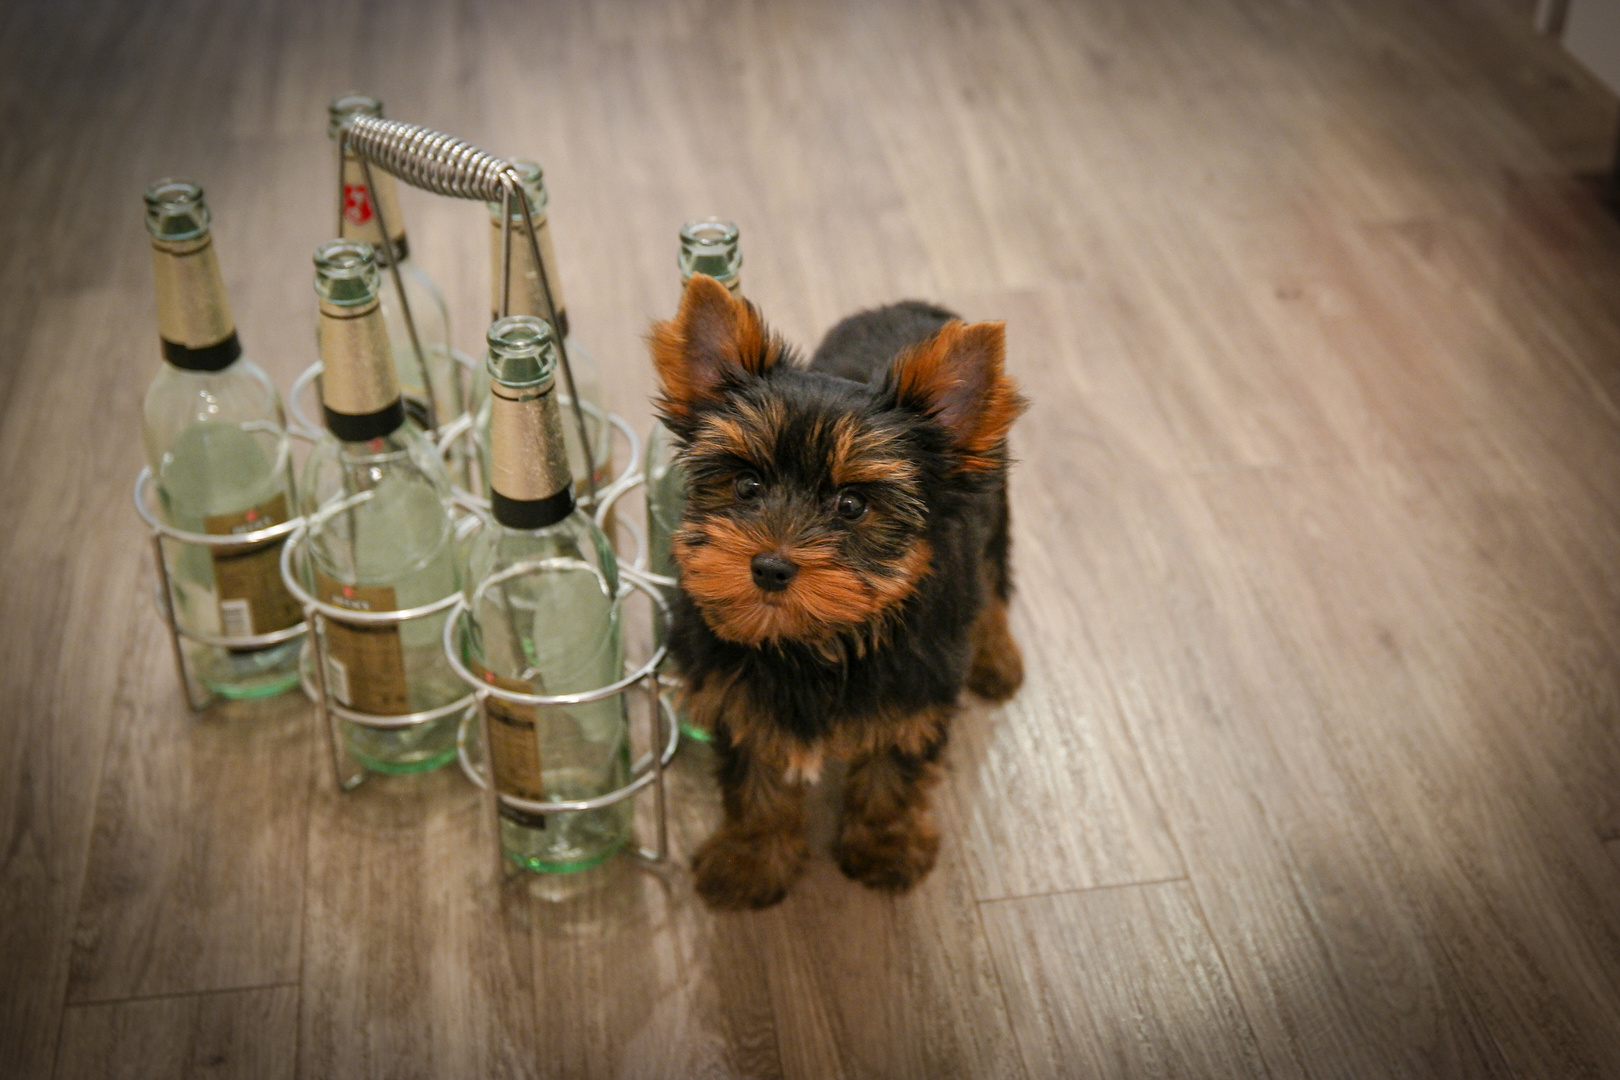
[4, 0, 1620, 1076]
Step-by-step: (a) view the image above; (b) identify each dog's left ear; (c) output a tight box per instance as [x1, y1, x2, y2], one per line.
[888, 320, 1027, 472]
[649, 274, 782, 431]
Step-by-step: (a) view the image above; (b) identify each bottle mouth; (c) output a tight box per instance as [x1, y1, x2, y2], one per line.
[144, 178, 210, 241]
[328, 92, 384, 138]
[313, 239, 380, 305]
[679, 217, 741, 282]
[486, 315, 558, 391]
[488, 158, 548, 219]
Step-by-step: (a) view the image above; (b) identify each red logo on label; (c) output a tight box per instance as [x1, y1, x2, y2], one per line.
[343, 184, 374, 226]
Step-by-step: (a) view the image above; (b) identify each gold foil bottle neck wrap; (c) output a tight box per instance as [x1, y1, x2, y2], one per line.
[151, 234, 237, 350]
[490, 382, 571, 503]
[339, 152, 408, 261]
[488, 214, 567, 329]
[319, 296, 399, 417]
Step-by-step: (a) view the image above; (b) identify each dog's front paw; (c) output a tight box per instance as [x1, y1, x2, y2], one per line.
[693, 828, 808, 910]
[834, 812, 941, 893]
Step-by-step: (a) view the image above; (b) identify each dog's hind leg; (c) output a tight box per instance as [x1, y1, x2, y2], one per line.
[967, 484, 1024, 701]
[967, 592, 1024, 701]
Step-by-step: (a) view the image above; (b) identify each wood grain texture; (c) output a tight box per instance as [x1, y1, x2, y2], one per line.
[935, 288, 1187, 902]
[514, 747, 784, 1080]
[748, 764, 1026, 1080]
[1196, 460, 1620, 1078]
[4, 0, 1620, 1076]
[54, 986, 298, 1080]
[297, 769, 539, 1080]
[67, 686, 313, 1003]
[0, 288, 173, 1077]
[981, 882, 1268, 1080]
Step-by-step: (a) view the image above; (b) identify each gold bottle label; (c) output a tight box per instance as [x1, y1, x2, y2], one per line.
[313, 572, 410, 715]
[470, 659, 545, 802]
[151, 235, 235, 349]
[489, 214, 567, 329]
[340, 153, 408, 256]
[205, 491, 301, 638]
[318, 297, 398, 417]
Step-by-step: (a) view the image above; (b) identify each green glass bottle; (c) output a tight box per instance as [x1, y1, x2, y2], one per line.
[465, 316, 631, 872]
[141, 178, 302, 701]
[472, 159, 611, 500]
[301, 239, 463, 774]
[648, 218, 742, 740]
[328, 94, 465, 444]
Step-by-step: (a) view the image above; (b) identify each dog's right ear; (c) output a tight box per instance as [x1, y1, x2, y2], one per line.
[649, 274, 782, 431]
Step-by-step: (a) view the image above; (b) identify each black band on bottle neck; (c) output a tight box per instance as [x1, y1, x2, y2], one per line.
[492, 486, 575, 530]
[374, 236, 409, 268]
[324, 398, 406, 442]
[162, 331, 242, 372]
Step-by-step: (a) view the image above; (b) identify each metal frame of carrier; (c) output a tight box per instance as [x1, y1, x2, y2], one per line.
[136, 113, 680, 868]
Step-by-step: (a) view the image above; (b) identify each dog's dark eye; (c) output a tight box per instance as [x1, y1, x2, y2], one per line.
[835, 490, 867, 521]
[734, 473, 762, 501]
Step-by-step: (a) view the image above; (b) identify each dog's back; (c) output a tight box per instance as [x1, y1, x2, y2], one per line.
[808, 301, 958, 384]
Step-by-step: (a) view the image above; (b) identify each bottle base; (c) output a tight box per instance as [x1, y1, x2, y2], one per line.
[190, 638, 304, 703]
[350, 744, 458, 776]
[205, 669, 303, 701]
[340, 714, 461, 776]
[503, 835, 627, 875]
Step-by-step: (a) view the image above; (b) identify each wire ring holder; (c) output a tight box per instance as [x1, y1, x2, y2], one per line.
[589, 466, 712, 749]
[277, 492, 479, 792]
[133, 466, 310, 711]
[442, 563, 678, 872]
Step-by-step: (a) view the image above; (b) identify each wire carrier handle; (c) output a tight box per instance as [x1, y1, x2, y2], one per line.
[338, 114, 598, 505]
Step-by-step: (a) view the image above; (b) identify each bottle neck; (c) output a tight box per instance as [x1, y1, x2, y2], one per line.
[489, 212, 568, 338]
[151, 234, 242, 371]
[318, 295, 405, 441]
[681, 269, 741, 298]
[339, 149, 409, 266]
[489, 380, 575, 529]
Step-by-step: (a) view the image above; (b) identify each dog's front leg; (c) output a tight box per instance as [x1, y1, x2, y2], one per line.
[693, 724, 810, 910]
[834, 716, 947, 893]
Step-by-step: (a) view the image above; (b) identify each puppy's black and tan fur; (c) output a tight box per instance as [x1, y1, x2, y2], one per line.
[651, 275, 1026, 910]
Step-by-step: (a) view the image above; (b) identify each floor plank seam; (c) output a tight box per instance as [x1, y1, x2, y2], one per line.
[972, 898, 1037, 1080]
[1179, 875, 1280, 1080]
[66, 981, 302, 1010]
[47, 594, 153, 1079]
[975, 875, 1191, 906]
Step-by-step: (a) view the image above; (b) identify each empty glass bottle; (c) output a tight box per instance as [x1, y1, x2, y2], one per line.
[648, 218, 742, 740]
[464, 316, 630, 872]
[300, 239, 463, 774]
[328, 94, 464, 445]
[141, 178, 302, 701]
[472, 159, 611, 500]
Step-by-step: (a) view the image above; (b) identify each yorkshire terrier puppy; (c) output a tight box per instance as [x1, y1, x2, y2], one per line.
[650, 275, 1026, 910]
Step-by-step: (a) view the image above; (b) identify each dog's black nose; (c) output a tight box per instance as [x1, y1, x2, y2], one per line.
[750, 552, 798, 592]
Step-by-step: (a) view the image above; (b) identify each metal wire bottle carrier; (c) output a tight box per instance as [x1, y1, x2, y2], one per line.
[133, 461, 310, 712]
[138, 113, 679, 870]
